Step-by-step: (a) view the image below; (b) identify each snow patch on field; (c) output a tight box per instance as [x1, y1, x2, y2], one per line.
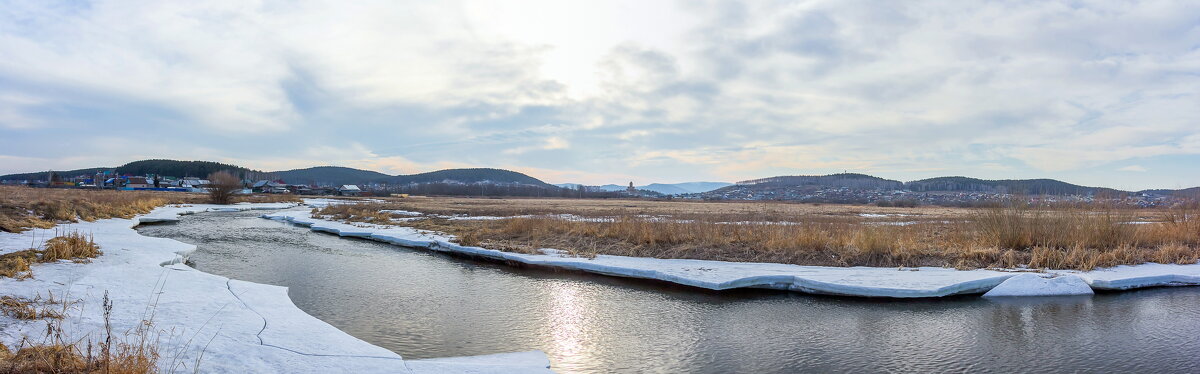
[0, 203, 552, 373]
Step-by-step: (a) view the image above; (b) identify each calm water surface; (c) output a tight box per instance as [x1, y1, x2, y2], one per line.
[136, 209, 1200, 373]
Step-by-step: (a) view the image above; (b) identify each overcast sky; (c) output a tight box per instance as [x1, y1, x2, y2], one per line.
[1, 0, 1198, 189]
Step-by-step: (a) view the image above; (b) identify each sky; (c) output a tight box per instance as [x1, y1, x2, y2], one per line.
[1, 0, 1198, 190]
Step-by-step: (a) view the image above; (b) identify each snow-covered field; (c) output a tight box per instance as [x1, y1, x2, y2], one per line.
[270, 203, 1200, 299]
[0, 202, 553, 374]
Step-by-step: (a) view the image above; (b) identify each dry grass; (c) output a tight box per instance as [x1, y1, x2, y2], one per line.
[41, 230, 102, 263]
[313, 204, 396, 226]
[0, 185, 299, 233]
[0, 250, 37, 279]
[1, 231, 103, 279]
[316, 197, 1200, 271]
[0, 294, 63, 320]
[0, 293, 159, 374]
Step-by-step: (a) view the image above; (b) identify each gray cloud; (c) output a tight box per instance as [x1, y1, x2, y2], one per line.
[0, 0, 1198, 188]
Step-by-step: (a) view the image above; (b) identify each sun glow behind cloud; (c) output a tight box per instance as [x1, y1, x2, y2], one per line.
[0, 0, 1198, 189]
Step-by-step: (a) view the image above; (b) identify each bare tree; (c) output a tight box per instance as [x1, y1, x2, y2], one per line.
[207, 171, 242, 204]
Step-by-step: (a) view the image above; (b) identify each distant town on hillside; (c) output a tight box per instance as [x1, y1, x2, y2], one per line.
[2, 159, 1197, 207]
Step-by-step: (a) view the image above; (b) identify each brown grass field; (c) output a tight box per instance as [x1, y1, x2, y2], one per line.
[0, 185, 298, 233]
[316, 196, 1200, 271]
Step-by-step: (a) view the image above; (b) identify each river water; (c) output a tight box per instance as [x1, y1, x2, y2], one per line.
[136, 209, 1200, 373]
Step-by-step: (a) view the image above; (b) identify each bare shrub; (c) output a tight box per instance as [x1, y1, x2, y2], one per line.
[206, 171, 242, 205]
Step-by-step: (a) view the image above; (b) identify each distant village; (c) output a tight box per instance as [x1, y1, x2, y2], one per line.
[3, 170, 1194, 208]
[1, 170, 367, 196]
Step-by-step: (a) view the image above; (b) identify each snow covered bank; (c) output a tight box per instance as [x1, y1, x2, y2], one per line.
[0, 203, 552, 373]
[982, 274, 1094, 297]
[267, 209, 1200, 298]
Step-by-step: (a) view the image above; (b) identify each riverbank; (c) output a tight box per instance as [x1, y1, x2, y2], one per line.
[0, 203, 553, 373]
[264, 206, 1200, 298]
[310, 196, 1200, 272]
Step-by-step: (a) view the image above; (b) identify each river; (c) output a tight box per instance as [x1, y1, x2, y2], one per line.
[135, 209, 1200, 373]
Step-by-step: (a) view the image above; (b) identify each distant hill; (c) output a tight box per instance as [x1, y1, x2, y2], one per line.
[273, 166, 392, 185]
[273, 166, 554, 187]
[1139, 187, 1200, 198]
[664, 182, 733, 193]
[555, 182, 733, 195]
[388, 168, 552, 187]
[640, 183, 690, 195]
[905, 176, 1124, 196]
[0, 159, 258, 181]
[116, 159, 259, 179]
[0, 167, 113, 181]
[736, 173, 904, 190]
[2, 160, 553, 188]
[593, 184, 626, 192]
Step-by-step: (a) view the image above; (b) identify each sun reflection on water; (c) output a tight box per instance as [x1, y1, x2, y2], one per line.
[545, 282, 597, 371]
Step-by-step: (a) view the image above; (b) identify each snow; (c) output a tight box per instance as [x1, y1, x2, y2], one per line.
[270, 204, 1200, 298]
[1061, 263, 1200, 290]
[0, 203, 552, 374]
[982, 274, 1094, 297]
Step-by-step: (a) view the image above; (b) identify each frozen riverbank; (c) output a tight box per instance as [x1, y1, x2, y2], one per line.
[263, 208, 1200, 298]
[0, 203, 552, 373]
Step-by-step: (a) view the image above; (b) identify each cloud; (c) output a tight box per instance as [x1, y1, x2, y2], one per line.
[503, 136, 570, 155]
[1118, 165, 1148, 172]
[1, 0, 1199, 190]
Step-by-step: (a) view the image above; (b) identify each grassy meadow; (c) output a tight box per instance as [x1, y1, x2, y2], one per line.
[315, 196, 1200, 271]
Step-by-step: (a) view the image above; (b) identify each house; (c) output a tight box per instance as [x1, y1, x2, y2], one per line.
[126, 177, 151, 188]
[288, 185, 312, 194]
[252, 180, 288, 193]
[305, 186, 338, 196]
[338, 185, 363, 196]
[178, 178, 210, 189]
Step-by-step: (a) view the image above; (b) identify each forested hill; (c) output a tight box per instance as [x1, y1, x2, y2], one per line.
[718, 173, 1156, 197]
[905, 176, 1124, 196]
[736, 173, 905, 190]
[272, 166, 392, 185]
[0, 160, 262, 180]
[0, 167, 114, 181]
[388, 168, 552, 187]
[1, 160, 552, 187]
[272, 166, 552, 186]
[115, 159, 262, 179]
[1139, 187, 1200, 198]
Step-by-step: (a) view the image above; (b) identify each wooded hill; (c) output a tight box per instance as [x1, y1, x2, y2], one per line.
[0, 159, 267, 181]
[3, 160, 554, 188]
[273, 166, 553, 187]
[726, 173, 1179, 196]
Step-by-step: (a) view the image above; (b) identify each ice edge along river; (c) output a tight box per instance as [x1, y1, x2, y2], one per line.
[0, 202, 554, 374]
[262, 200, 1200, 299]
